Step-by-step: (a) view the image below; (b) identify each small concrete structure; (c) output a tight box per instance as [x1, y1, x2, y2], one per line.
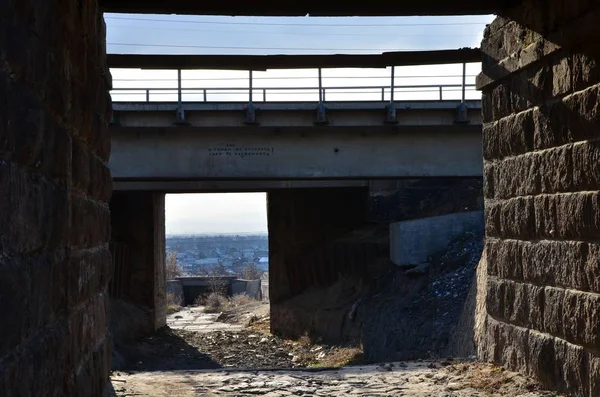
[231, 279, 262, 300]
[390, 211, 484, 267]
[174, 276, 263, 305]
[166, 280, 184, 305]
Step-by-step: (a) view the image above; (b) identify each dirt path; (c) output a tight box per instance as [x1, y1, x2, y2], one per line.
[111, 302, 559, 396]
[111, 361, 558, 396]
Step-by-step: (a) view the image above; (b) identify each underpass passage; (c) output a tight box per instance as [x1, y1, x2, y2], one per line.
[267, 180, 484, 358]
[109, 192, 167, 343]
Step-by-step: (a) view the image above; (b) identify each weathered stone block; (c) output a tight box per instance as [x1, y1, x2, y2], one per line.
[522, 241, 590, 292]
[588, 350, 600, 397]
[571, 140, 600, 192]
[573, 47, 600, 91]
[485, 239, 525, 281]
[527, 331, 557, 387]
[543, 287, 566, 337]
[29, 250, 69, 332]
[68, 292, 109, 369]
[487, 279, 543, 331]
[69, 195, 110, 249]
[0, 163, 69, 255]
[483, 109, 535, 160]
[0, 256, 31, 358]
[534, 192, 600, 239]
[562, 290, 600, 347]
[552, 56, 573, 97]
[73, 337, 110, 397]
[68, 246, 112, 309]
[553, 339, 589, 396]
[485, 197, 536, 239]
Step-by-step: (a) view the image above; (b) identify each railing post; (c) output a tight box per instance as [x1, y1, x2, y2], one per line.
[146, 89, 150, 102]
[455, 62, 469, 124]
[385, 66, 397, 123]
[439, 86, 443, 101]
[263, 89, 266, 102]
[203, 89, 207, 102]
[175, 69, 187, 125]
[381, 87, 385, 101]
[462, 62, 467, 103]
[315, 67, 327, 124]
[245, 70, 257, 124]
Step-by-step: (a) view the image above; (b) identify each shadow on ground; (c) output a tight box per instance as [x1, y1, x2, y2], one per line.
[114, 327, 221, 371]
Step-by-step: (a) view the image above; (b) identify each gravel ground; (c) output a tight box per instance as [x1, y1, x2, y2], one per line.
[111, 361, 559, 397]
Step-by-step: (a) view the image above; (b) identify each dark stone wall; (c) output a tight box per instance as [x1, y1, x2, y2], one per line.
[0, 1, 112, 396]
[479, 2, 600, 395]
[110, 192, 166, 336]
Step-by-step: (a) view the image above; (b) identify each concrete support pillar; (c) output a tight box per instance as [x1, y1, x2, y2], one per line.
[267, 187, 394, 339]
[110, 192, 166, 333]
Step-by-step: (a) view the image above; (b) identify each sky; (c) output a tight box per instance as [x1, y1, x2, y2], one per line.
[104, 13, 495, 235]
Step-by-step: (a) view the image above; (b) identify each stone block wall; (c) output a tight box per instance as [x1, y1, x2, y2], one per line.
[0, 1, 112, 396]
[479, 1, 600, 395]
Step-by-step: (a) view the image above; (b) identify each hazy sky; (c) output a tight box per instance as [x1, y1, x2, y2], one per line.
[105, 13, 494, 235]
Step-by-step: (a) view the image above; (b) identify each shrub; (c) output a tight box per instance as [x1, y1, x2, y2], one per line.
[203, 292, 228, 313]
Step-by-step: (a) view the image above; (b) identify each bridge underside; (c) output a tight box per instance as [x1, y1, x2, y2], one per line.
[110, 175, 483, 343]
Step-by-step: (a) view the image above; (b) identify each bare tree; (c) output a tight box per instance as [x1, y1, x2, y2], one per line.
[166, 250, 184, 280]
[242, 262, 263, 280]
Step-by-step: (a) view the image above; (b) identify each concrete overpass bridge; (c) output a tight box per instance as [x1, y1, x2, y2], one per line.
[108, 52, 485, 353]
[108, 51, 483, 191]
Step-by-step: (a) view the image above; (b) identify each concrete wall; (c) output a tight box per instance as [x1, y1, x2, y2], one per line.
[479, 2, 600, 395]
[231, 279, 262, 300]
[110, 127, 483, 179]
[166, 280, 184, 306]
[110, 192, 166, 334]
[0, 1, 113, 396]
[390, 211, 484, 266]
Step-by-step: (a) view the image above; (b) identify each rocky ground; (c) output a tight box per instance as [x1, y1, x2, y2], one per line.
[110, 298, 560, 397]
[111, 360, 560, 397]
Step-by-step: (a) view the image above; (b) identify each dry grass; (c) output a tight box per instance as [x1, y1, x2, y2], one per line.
[229, 294, 253, 307]
[166, 292, 182, 314]
[203, 292, 228, 313]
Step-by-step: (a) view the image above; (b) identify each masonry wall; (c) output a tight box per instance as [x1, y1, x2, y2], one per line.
[0, 1, 112, 396]
[479, 2, 600, 395]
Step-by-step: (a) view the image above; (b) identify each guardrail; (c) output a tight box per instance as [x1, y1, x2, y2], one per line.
[110, 63, 477, 124]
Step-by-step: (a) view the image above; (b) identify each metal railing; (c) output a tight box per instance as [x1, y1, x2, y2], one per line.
[111, 83, 476, 102]
[110, 64, 476, 103]
[110, 64, 477, 123]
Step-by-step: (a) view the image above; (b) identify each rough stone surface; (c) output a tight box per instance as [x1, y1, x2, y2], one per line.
[479, 2, 600, 396]
[0, 1, 112, 396]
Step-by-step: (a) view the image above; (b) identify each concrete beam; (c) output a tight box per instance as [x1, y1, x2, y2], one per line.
[109, 126, 483, 180]
[113, 179, 370, 192]
[100, 0, 518, 16]
[111, 101, 482, 128]
[107, 50, 483, 70]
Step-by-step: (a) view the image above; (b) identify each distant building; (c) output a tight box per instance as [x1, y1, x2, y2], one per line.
[258, 257, 269, 270]
[194, 258, 219, 266]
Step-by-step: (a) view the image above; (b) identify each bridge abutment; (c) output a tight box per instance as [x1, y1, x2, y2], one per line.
[109, 192, 167, 339]
[0, 1, 113, 395]
[478, 2, 600, 395]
